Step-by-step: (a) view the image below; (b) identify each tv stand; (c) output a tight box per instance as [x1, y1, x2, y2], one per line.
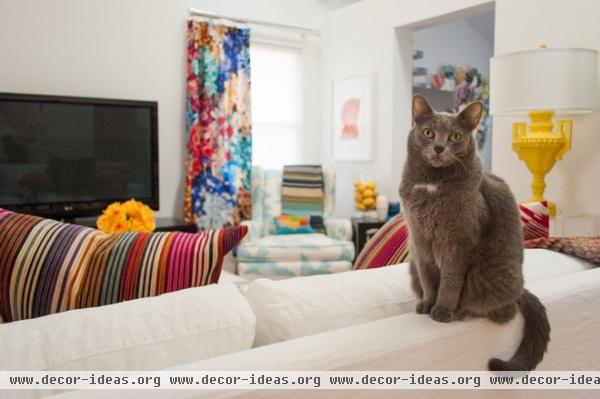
[58, 217, 78, 225]
[72, 217, 197, 233]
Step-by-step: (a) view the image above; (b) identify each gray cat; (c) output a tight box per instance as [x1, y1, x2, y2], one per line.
[399, 95, 550, 371]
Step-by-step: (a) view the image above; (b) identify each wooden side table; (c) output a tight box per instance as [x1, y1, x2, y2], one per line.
[351, 216, 386, 258]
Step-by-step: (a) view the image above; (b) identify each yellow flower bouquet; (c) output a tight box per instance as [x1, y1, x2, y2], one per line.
[97, 199, 156, 233]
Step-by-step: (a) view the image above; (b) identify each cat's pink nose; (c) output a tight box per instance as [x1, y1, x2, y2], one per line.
[434, 145, 444, 155]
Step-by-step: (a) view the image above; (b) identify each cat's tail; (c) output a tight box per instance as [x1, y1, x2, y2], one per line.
[488, 289, 550, 371]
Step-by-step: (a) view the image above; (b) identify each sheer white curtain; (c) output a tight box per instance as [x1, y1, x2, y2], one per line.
[250, 43, 303, 169]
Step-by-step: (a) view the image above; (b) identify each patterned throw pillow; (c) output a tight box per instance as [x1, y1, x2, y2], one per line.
[274, 215, 314, 235]
[0, 209, 247, 322]
[353, 201, 547, 270]
[519, 201, 550, 241]
[0, 210, 105, 322]
[75, 227, 247, 308]
[354, 214, 409, 269]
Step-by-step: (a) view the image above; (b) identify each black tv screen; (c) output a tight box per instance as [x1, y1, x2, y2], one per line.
[0, 93, 158, 218]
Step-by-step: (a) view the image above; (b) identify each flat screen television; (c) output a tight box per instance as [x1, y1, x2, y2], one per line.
[0, 92, 158, 219]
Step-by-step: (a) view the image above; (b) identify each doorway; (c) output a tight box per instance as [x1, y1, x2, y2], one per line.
[411, 10, 495, 170]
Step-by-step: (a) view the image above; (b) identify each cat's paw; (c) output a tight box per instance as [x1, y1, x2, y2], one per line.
[453, 310, 467, 321]
[430, 305, 454, 323]
[416, 301, 433, 314]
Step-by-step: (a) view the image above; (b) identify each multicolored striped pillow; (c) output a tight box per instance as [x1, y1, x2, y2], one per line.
[354, 201, 549, 270]
[353, 214, 409, 269]
[0, 210, 105, 322]
[75, 227, 247, 309]
[519, 201, 550, 241]
[0, 209, 247, 322]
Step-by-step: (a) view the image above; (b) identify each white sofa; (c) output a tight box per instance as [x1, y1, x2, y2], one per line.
[1, 250, 598, 399]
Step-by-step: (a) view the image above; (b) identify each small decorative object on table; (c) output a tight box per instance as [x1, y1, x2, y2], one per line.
[376, 195, 389, 222]
[387, 201, 401, 219]
[97, 199, 156, 233]
[354, 178, 377, 218]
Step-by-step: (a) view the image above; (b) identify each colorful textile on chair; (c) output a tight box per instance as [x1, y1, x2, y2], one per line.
[274, 215, 314, 235]
[184, 21, 252, 230]
[281, 165, 324, 217]
[519, 201, 550, 241]
[354, 214, 409, 269]
[525, 237, 600, 265]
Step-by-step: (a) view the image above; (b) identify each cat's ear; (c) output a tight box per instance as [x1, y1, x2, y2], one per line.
[457, 101, 483, 132]
[412, 95, 434, 124]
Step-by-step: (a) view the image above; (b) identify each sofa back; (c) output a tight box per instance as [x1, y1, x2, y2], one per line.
[244, 249, 595, 346]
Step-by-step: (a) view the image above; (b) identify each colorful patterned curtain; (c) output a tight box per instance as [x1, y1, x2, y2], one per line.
[184, 21, 252, 230]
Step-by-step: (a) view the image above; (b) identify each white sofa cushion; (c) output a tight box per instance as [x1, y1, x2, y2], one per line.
[0, 283, 256, 371]
[246, 263, 415, 346]
[246, 249, 594, 346]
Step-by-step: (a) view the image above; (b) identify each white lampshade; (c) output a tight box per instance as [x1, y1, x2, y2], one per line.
[490, 47, 598, 115]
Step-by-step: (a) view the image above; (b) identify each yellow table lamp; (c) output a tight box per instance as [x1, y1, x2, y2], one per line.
[490, 47, 598, 216]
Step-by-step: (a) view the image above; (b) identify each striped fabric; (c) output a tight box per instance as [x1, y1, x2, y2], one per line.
[76, 227, 247, 308]
[281, 165, 324, 216]
[354, 202, 549, 270]
[0, 209, 247, 323]
[519, 201, 549, 241]
[0, 210, 105, 322]
[354, 215, 409, 269]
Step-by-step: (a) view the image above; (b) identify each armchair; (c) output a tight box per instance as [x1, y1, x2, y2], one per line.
[237, 166, 354, 280]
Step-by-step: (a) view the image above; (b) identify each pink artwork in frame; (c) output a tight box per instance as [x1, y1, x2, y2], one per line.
[341, 98, 361, 140]
[332, 74, 374, 161]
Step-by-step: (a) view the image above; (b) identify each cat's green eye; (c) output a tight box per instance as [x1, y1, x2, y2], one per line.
[449, 132, 462, 142]
[422, 128, 434, 139]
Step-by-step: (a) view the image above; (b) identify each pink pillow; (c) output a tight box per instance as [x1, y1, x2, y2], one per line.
[354, 214, 409, 269]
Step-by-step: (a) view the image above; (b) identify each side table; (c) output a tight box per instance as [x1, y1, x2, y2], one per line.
[351, 216, 386, 259]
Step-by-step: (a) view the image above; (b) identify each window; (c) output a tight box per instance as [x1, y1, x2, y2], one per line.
[250, 43, 303, 169]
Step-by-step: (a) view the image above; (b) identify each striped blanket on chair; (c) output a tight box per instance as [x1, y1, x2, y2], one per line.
[281, 165, 324, 217]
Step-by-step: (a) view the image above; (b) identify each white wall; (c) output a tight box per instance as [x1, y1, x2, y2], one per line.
[493, 0, 600, 234]
[413, 18, 493, 80]
[320, 0, 493, 217]
[0, 0, 324, 218]
[321, 0, 600, 234]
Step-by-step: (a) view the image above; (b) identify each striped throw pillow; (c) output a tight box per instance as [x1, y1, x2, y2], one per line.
[0, 210, 105, 322]
[0, 209, 247, 322]
[519, 201, 549, 241]
[353, 201, 549, 270]
[75, 227, 247, 308]
[354, 214, 409, 269]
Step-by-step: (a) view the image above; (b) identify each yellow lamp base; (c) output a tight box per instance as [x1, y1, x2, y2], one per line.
[512, 110, 572, 217]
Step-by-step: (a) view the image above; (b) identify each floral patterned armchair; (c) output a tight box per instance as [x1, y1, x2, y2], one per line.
[237, 166, 354, 280]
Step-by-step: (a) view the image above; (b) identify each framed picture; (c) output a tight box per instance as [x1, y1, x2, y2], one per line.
[332, 74, 374, 161]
